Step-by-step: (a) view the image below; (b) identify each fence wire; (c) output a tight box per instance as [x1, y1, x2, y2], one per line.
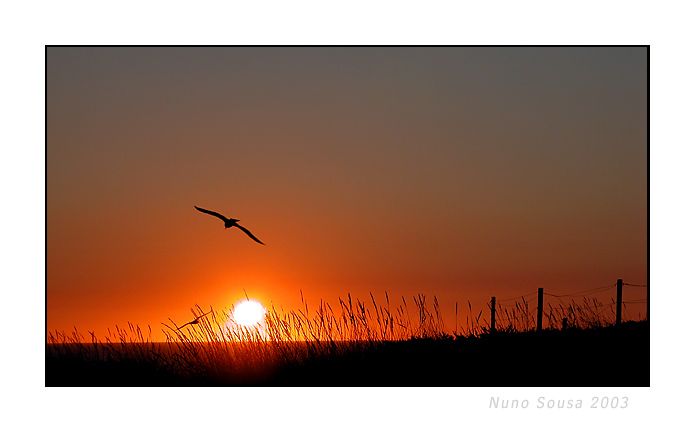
[468, 280, 648, 334]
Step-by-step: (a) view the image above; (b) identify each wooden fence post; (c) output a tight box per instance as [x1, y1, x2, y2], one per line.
[616, 279, 623, 326]
[536, 288, 543, 331]
[491, 296, 496, 333]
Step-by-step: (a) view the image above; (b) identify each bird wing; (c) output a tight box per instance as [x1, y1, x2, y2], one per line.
[176, 321, 193, 330]
[195, 206, 228, 222]
[177, 309, 212, 330]
[235, 224, 265, 245]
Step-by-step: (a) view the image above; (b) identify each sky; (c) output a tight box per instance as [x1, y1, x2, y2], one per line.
[47, 46, 648, 339]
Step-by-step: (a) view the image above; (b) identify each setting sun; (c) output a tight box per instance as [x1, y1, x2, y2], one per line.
[232, 299, 266, 327]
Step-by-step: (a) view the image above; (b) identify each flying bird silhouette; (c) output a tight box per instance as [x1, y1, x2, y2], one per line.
[194, 206, 265, 245]
[176, 308, 213, 331]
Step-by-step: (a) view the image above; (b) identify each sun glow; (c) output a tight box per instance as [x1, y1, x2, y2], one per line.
[232, 299, 267, 327]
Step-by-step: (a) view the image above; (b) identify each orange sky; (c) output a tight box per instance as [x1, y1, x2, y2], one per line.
[47, 47, 648, 340]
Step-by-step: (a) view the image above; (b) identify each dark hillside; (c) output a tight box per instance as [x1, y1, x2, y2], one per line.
[47, 321, 648, 386]
[273, 321, 648, 386]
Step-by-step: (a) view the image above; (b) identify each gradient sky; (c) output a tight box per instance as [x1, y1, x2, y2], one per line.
[47, 46, 648, 339]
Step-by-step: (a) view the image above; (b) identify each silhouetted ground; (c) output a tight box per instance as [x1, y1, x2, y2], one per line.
[46, 321, 648, 387]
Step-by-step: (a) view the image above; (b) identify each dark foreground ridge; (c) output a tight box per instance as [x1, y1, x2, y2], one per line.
[46, 321, 648, 387]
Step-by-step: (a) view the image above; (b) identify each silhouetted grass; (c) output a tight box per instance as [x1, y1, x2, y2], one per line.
[46, 292, 648, 386]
